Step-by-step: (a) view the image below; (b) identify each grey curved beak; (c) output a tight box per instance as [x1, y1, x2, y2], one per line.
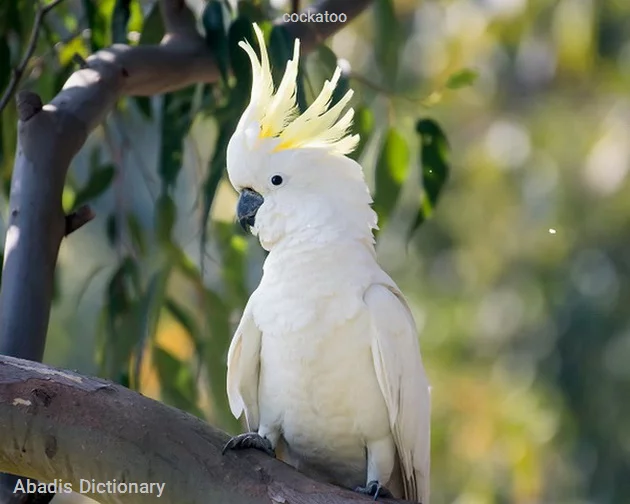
[237, 188, 264, 233]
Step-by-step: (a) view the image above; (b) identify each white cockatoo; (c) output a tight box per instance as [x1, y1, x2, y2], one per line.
[223, 24, 431, 503]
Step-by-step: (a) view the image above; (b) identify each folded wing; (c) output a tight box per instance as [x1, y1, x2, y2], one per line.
[365, 283, 431, 504]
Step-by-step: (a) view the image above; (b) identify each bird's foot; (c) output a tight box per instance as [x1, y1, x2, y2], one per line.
[222, 432, 276, 457]
[354, 480, 393, 501]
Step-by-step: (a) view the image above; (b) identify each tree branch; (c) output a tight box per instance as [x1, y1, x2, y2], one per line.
[0, 355, 412, 504]
[0, 0, 66, 114]
[279, 0, 374, 52]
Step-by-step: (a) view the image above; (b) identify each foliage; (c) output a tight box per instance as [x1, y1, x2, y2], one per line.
[2, 1, 630, 504]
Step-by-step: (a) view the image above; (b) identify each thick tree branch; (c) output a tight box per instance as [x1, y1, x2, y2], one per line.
[0, 355, 412, 504]
[0, 0, 66, 114]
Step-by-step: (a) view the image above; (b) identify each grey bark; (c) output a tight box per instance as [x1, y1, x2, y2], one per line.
[0, 355, 412, 504]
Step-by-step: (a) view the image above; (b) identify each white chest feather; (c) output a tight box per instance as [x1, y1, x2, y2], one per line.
[250, 244, 391, 481]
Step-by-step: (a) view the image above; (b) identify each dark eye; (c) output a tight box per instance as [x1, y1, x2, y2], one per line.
[271, 175, 283, 186]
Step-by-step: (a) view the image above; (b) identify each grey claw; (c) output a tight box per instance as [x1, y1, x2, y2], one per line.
[354, 480, 393, 501]
[222, 432, 276, 457]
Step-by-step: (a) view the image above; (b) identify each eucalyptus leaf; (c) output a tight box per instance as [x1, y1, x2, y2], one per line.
[373, 128, 410, 228]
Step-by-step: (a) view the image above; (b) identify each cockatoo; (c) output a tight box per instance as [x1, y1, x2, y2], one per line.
[222, 24, 431, 503]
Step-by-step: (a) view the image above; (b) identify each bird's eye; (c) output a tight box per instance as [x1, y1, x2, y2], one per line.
[270, 175, 284, 186]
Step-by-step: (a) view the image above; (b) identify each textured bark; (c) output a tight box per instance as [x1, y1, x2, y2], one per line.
[0, 355, 412, 504]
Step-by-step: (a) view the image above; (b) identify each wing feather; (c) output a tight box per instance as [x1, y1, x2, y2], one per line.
[365, 283, 431, 504]
[226, 302, 262, 431]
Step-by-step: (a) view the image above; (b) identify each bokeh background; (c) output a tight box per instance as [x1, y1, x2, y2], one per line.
[1, 0, 629, 503]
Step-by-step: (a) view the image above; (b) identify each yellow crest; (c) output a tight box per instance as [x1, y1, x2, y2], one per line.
[239, 24, 359, 155]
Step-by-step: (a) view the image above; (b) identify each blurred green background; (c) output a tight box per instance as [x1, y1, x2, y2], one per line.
[1, 0, 630, 503]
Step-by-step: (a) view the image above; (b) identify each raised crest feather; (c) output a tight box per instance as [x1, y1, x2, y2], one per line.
[239, 23, 359, 156]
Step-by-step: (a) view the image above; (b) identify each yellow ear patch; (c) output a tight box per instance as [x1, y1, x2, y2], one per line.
[240, 23, 358, 156]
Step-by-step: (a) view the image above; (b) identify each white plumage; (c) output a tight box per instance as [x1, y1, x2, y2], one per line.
[225, 24, 431, 504]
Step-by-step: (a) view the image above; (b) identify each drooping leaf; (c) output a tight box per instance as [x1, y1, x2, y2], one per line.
[132, 266, 172, 389]
[73, 164, 116, 208]
[268, 24, 308, 112]
[138, 0, 164, 44]
[105, 213, 118, 246]
[228, 16, 256, 106]
[82, 0, 109, 51]
[152, 346, 203, 417]
[155, 194, 176, 245]
[97, 257, 141, 379]
[165, 298, 203, 350]
[203, 0, 230, 85]
[0, 37, 10, 97]
[373, 128, 410, 228]
[158, 87, 195, 190]
[127, 213, 147, 256]
[111, 0, 131, 44]
[203, 288, 240, 430]
[214, 221, 248, 307]
[445, 68, 478, 90]
[135, 2, 165, 117]
[373, 0, 401, 82]
[304, 44, 348, 110]
[200, 116, 238, 275]
[349, 106, 374, 162]
[409, 118, 451, 236]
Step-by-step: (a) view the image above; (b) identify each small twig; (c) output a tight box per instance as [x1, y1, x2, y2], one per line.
[0, 0, 66, 114]
[65, 204, 95, 236]
[72, 53, 89, 69]
[292, 0, 300, 14]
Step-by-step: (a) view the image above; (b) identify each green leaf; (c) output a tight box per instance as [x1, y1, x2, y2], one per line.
[0, 37, 10, 97]
[200, 114, 239, 276]
[268, 25, 308, 111]
[106, 213, 118, 246]
[132, 266, 171, 389]
[98, 257, 141, 379]
[152, 346, 203, 417]
[214, 221, 248, 306]
[134, 2, 164, 118]
[373, 129, 410, 228]
[203, 0, 230, 86]
[155, 194, 176, 245]
[409, 118, 451, 236]
[304, 45, 347, 110]
[203, 289, 240, 430]
[445, 68, 478, 90]
[165, 298, 203, 349]
[82, 0, 109, 51]
[127, 213, 147, 256]
[111, 0, 131, 44]
[138, 1, 164, 45]
[228, 16, 256, 106]
[73, 164, 116, 208]
[373, 0, 400, 82]
[349, 106, 374, 162]
[158, 87, 195, 189]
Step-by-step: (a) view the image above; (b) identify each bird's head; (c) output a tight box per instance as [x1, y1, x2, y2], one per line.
[226, 24, 377, 251]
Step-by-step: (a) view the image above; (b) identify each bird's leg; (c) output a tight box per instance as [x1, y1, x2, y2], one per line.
[354, 480, 393, 500]
[222, 432, 276, 457]
[354, 437, 396, 500]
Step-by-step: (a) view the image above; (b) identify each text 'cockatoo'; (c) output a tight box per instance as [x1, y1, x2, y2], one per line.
[223, 23, 431, 504]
